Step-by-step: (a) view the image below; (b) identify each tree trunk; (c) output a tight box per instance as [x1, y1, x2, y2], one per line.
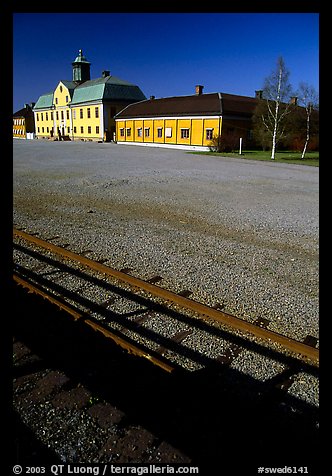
[271, 101, 279, 160]
[270, 64, 283, 160]
[301, 111, 310, 159]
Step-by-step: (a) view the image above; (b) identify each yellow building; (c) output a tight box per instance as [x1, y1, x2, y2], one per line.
[13, 103, 35, 139]
[33, 50, 146, 141]
[115, 85, 258, 151]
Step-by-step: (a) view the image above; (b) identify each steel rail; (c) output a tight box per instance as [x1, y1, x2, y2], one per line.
[13, 228, 319, 366]
[13, 272, 176, 373]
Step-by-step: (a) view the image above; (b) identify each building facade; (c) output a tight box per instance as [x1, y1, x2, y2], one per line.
[115, 86, 259, 151]
[33, 50, 146, 141]
[13, 103, 35, 139]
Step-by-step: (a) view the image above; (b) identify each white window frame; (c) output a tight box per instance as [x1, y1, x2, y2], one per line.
[165, 127, 172, 138]
[206, 128, 214, 140]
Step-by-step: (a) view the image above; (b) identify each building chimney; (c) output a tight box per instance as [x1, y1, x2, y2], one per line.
[150, 95, 155, 100]
[102, 70, 110, 78]
[195, 85, 204, 95]
[255, 90, 263, 99]
[290, 96, 298, 105]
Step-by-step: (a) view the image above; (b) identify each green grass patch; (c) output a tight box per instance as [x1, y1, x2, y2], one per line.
[190, 150, 319, 166]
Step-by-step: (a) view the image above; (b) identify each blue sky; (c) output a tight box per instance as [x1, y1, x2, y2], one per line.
[13, 13, 319, 112]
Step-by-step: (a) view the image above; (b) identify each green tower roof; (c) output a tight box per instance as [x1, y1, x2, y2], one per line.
[73, 49, 91, 64]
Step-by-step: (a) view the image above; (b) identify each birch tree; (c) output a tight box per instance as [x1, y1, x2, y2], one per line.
[261, 57, 293, 159]
[297, 82, 319, 159]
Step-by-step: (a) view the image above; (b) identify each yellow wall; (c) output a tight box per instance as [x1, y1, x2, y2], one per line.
[191, 119, 203, 146]
[71, 105, 102, 140]
[203, 118, 221, 146]
[164, 119, 177, 144]
[176, 119, 191, 145]
[53, 82, 70, 107]
[116, 116, 221, 148]
[35, 110, 55, 137]
[13, 118, 26, 138]
[134, 120, 143, 142]
[143, 119, 153, 142]
[153, 119, 164, 143]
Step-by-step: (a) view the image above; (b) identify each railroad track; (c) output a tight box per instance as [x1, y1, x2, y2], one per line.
[13, 227, 319, 376]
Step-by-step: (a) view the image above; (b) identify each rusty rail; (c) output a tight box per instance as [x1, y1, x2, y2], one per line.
[13, 228, 319, 367]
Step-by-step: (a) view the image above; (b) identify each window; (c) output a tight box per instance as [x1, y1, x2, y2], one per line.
[42, 127, 44, 133]
[181, 128, 190, 139]
[55, 98, 58, 104]
[61, 111, 64, 120]
[72, 109, 76, 120]
[88, 126, 91, 134]
[96, 126, 99, 134]
[41, 113, 43, 121]
[126, 128, 131, 137]
[47, 127, 49, 133]
[120, 128, 125, 137]
[145, 128, 150, 138]
[80, 109, 83, 119]
[37, 127, 40, 133]
[66, 110, 69, 120]
[36, 114, 39, 121]
[46, 112, 48, 121]
[137, 128, 143, 137]
[68, 127, 70, 133]
[87, 108, 91, 118]
[56, 111, 59, 120]
[165, 127, 172, 138]
[95, 107, 99, 118]
[206, 129, 213, 140]
[80, 126, 84, 133]
[73, 126, 77, 133]
[157, 128, 163, 138]
[60, 85, 63, 93]
[51, 112, 54, 120]
[65, 95, 68, 103]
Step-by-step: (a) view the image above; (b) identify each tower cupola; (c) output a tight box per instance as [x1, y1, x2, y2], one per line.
[72, 49, 91, 83]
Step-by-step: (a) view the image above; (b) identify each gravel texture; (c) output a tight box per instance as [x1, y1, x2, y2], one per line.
[13, 140, 319, 337]
[13, 139, 319, 401]
[13, 140, 319, 469]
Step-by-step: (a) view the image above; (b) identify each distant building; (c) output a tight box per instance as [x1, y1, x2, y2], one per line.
[13, 103, 35, 139]
[115, 86, 259, 151]
[33, 50, 146, 141]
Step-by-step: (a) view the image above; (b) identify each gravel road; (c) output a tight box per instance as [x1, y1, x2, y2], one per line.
[13, 139, 319, 343]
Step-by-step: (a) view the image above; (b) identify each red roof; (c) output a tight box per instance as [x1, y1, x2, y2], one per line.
[115, 92, 258, 119]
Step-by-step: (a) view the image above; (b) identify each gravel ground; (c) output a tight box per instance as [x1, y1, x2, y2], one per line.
[13, 139, 319, 342]
[12, 139, 319, 469]
[13, 139, 319, 389]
